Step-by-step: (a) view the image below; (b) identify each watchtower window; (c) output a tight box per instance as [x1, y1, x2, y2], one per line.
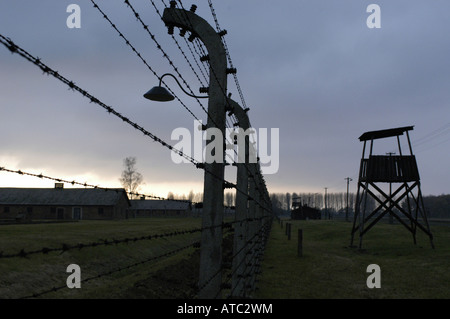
[360, 155, 420, 183]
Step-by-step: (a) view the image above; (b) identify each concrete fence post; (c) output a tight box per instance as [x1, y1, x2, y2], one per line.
[227, 98, 250, 298]
[163, 6, 227, 299]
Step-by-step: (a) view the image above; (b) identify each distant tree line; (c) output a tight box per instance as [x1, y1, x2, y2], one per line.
[167, 190, 202, 203]
[270, 192, 450, 219]
[270, 192, 360, 217]
[162, 188, 450, 219]
[421, 194, 450, 219]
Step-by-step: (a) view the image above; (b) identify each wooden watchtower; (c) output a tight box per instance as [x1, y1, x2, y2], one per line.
[350, 126, 434, 249]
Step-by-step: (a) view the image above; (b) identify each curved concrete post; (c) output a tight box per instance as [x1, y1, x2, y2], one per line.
[227, 98, 251, 297]
[163, 7, 227, 299]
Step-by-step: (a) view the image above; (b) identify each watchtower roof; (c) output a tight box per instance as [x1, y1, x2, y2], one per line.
[359, 126, 414, 141]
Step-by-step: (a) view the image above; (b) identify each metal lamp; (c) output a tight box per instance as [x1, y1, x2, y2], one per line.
[143, 73, 208, 102]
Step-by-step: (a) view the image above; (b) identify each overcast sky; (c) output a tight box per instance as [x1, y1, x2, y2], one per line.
[1, 0, 449, 199]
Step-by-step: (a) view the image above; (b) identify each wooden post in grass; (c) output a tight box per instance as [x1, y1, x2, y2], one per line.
[287, 223, 291, 240]
[298, 229, 303, 257]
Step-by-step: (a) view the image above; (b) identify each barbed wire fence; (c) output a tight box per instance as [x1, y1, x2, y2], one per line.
[0, 0, 275, 299]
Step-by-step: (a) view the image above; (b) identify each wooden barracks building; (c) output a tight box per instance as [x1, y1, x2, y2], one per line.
[0, 183, 130, 221]
[0, 183, 193, 222]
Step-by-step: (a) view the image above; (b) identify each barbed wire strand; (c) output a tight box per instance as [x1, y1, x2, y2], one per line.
[0, 166, 191, 203]
[19, 239, 200, 299]
[123, 0, 237, 143]
[207, 0, 247, 110]
[146, 0, 209, 86]
[91, 0, 243, 172]
[0, 34, 273, 214]
[164, 1, 240, 139]
[89, 0, 201, 122]
[166, 2, 268, 200]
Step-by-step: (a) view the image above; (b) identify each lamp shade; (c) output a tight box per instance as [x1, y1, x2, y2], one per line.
[143, 86, 175, 102]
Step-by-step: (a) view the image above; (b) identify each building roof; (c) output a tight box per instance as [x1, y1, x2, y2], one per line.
[129, 199, 191, 211]
[359, 126, 414, 141]
[0, 188, 129, 206]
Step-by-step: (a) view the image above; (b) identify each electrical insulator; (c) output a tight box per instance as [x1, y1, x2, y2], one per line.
[200, 55, 210, 62]
[167, 25, 174, 35]
[223, 182, 235, 189]
[199, 87, 209, 94]
[226, 68, 237, 74]
[218, 29, 227, 37]
[195, 163, 205, 169]
[190, 5, 197, 12]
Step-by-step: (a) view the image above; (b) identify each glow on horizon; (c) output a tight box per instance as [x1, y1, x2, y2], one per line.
[0, 169, 204, 200]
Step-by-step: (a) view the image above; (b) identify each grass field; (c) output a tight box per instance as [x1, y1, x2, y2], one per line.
[255, 219, 450, 299]
[0, 218, 203, 299]
[2, 217, 449, 299]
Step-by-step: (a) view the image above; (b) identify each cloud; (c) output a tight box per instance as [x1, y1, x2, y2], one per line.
[1, 0, 449, 197]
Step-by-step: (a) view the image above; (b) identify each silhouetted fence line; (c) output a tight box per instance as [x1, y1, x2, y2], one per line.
[0, 1, 274, 299]
[0, 35, 270, 215]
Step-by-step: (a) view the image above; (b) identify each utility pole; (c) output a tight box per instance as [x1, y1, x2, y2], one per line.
[324, 187, 328, 220]
[163, 4, 228, 298]
[386, 152, 395, 224]
[345, 177, 352, 222]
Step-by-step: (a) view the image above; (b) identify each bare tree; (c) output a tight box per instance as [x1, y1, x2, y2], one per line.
[286, 192, 291, 211]
[193, 192, 203, 203]
[188, 190, 195, 202]
[119, 157, 144, 199]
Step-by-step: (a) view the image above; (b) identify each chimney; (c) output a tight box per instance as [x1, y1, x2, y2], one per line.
[55, 183, 64, 189]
